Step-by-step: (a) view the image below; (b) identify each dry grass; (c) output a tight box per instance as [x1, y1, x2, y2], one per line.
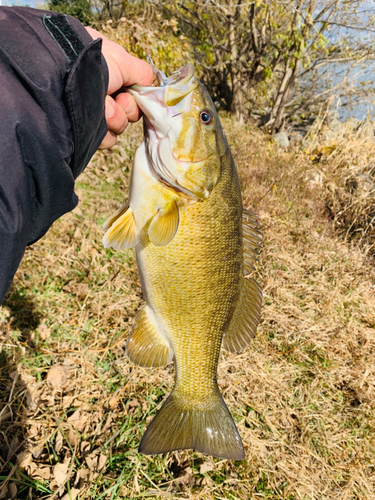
[305, 119, 375, 256]
[1, 116, 375, 500]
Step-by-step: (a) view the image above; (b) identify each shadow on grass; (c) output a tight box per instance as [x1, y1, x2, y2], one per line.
[0, 285, 43, 498]
[3, 285, 41, 335]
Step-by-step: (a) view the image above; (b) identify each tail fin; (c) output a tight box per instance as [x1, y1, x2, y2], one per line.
[139, 391, 245, 460]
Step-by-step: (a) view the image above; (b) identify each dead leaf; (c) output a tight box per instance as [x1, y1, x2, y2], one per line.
[38, 323, 51, 340]
[61, 488, 80, 500]
[67, 428, 79, 448]
[17, 451, 33, 471]
[30, 465, 51, 480]
[67, 410, 88, 431]
[63, 396, 74, 408]
[97, 454, 107, 471]
[100, 414, 112, 434]
[85, 454, 97, 472]
[26, 387, 39, 410]
[17, 369, 36, 385]
[109, 396, 119, 409]
[119, 486, 129, 497]
[7, 436, 20, 461]
[55, 431, 63, 453]
[0, 410, 11, 423]
[8, 483, 17, 499]
[200, 460, 214, 474]
[29, 425, 39, 438]
[32, 447, 44, 459]
[47, 365, 70, 389]
[53, 461, 69, 486]
[90, 471, 99, 482]
[72, 206, 83, 216]
[176, 467, 195, 486]
[201, 476, 214, 486]
[74, 468, 90, 487]
[80, 441, 91, 457]
[85, 451, 107, 472]
[128, 399, 140, 409]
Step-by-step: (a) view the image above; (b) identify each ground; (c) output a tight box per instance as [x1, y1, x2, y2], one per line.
[0, 117, 374, 500]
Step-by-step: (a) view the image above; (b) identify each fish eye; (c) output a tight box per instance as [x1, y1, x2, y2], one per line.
[199, 110, 213, 125]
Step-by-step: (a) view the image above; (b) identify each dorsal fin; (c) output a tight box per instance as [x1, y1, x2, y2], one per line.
[242, 209, 262, 275]
[222, 277, 262, 353]
[222, 209, 262, 354]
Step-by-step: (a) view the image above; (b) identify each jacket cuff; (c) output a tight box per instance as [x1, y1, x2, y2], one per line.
[43, 12, 109, 178]
[64, 37, 108, 178]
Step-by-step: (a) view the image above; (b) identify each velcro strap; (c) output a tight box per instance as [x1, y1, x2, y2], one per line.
[43, 14, 85, 62]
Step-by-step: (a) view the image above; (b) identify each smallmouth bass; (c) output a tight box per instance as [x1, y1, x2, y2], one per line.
[103, 63, 262, 460]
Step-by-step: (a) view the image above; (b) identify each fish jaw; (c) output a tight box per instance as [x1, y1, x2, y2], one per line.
[128, 68, 219, 201]
[128, 89, 206, 200]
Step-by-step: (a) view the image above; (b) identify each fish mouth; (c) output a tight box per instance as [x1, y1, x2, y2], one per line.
[127, 64, 198, 119]
[128, 63, 211, 200]
[130, 63, 197, 96]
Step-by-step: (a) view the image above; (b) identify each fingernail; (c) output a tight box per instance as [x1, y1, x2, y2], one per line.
[106, 97, 115, 119]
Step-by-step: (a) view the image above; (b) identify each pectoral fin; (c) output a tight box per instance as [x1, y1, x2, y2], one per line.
[222, 277, 262, 354]
[102, 206, 139, 249]
[102, 203, 129, 232]
[148, 201, 179, 247]
[126, 305, 173, 367]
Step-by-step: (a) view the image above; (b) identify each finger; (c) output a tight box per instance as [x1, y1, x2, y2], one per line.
[116, 92, 143, 123]
[99, 130, 117, 150]
[105, 95, 129, 135]
[104, 42, 153, 93]
[85, 27, 153, 94]
[118, 50, 154, 87]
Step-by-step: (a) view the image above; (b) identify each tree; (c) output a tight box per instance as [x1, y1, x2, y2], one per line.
[47, 0, 93, 25]
[160, 0, 375, 131]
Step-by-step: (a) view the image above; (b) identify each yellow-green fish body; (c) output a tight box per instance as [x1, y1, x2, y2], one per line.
[103, 64, 262, 460]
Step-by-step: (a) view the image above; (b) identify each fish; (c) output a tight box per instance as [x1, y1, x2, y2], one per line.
[102, 62, 262, 460]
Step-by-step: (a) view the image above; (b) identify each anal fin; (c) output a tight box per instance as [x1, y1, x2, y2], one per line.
[148, 201, 179, 247]
[222, 277, 262, 353]
[126, 305, 173, 367]
[103, 206, 139, 250]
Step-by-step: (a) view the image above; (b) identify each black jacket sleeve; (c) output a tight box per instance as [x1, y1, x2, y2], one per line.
[0, 6, 108, 303]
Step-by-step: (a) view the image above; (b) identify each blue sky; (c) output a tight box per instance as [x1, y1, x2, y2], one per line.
[1, 0, 41, 6]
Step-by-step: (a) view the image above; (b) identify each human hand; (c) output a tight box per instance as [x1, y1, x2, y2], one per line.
[86, 27, 153, 149]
